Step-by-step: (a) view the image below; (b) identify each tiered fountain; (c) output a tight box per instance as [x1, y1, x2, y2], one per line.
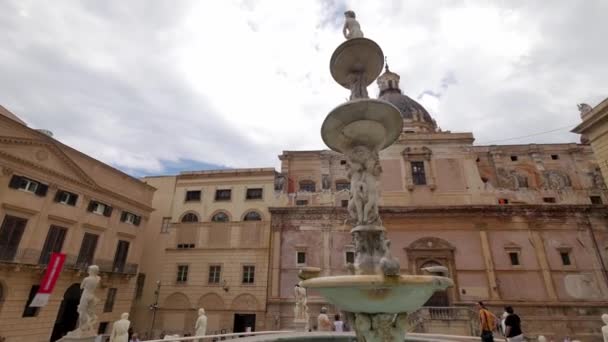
[297, 11, 454, 342]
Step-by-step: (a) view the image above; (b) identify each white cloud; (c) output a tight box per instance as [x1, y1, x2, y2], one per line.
[0, 0, 606, 174]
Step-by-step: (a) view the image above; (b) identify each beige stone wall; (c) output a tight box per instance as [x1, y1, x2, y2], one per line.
[0, 113, 154, 341]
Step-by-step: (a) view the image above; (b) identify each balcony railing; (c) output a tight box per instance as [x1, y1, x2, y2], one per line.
[0, 248, 138, 275]
[407, 306, 480, 336]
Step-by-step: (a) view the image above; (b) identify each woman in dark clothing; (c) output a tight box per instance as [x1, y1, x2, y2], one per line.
[504, 306, 524, 342]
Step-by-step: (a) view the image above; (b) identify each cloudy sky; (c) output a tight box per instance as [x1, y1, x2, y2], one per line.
[1, 1, 607, 176]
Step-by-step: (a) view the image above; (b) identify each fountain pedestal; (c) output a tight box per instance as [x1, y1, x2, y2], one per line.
[300, 10, 454, 342]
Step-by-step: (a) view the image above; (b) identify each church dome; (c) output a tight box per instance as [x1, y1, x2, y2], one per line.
[376, 65, 437, 132]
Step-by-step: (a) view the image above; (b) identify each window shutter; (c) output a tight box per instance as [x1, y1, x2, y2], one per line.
[0, 216, 27, 261]
[120, 212, 127, 222]
[35, 183, 48, 197]
[8, 175, 22, 189]
[87, 201, 95, 212]
[68, 194, 78, 206]
[54, 190, 63, 202]
[103, 206, 113, 217]
[133, 215, 141, 226]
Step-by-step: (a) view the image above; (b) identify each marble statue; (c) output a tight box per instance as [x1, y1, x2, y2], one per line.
[294, 284, 308, 320]
[602, 313, 608, 342]
[317, 307, 332, 332]
[379, 240, 400, 276]
[195, 308, 207, 341]
[274, 174, 286, 191]
[109, 313, 130, 342]
[578, 103, 593, 115]
[346, 146, 381, 226]
[538, 336, 547, 342]
[322, 174, 331, 190]
[355, 313, 408, 341]
[65, 265, 100, 338]
[342, 11, 364, 39]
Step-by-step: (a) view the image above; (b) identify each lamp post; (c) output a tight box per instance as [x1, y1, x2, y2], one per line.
[148, 280, 161, 338]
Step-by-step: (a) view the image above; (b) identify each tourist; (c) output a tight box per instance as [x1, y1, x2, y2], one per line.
[129, 333, 141, 342]
[504, 306, 524, 342]
[500, 310, 509, 337]
[333, 314, 344, 332]
[477, 301, 497, 342]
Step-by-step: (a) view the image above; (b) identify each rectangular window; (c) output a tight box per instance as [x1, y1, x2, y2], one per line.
[120, 211, 141, 226]
[508, 252, 520, 266]
[104, 288, 117, 312]
[22, 285, 40, 317]
[242, 265, 255, 284]
[135, 273, 145, 300]
[0, 215, 27, 261]
[498, 198, 509, 205]
[161, 217, 171, 233]
[345, 251, 355, 264]
[295, 200, 308, 206]
[246, 188, 263, 200]
[510, 156, 518, 161]
[296, 251, 306, 265]
[177, 265, 189, 283]
[9, 175, 48, 197]
[185, 190, 201, 202]
[87, 201, 113, 217]
[551, 154, 559, 160]
[54, 190, 78, 206]
[112, 240, 130, 273]
[177, 243, 195, 249]
[215, 189, 232, 201]
[560, 252, 572, 266]
[39, 225, 67, 265]
[336, 182, 350, 191]
[411, 161, 427, 185]
[341, 200, 349, 208]
[590, 196, 603, 205]
[543, 197, 556, 203]
[76, 233, 99, 268]
[208, 265, 222, 284]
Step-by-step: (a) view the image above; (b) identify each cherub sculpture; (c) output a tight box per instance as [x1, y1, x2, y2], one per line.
[346, 146, 381, 226]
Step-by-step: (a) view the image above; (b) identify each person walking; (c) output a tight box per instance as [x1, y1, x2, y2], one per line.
[333, 314, 344, 332]
[477, 301, 496, 342]
[504, 306, 524, 342]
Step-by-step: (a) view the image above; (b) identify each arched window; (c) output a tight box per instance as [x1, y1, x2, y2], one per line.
[299, 181, 316, 192]
[211, 212, 230, 223]
[181, 213, 199, 223]
[243, 211, 262, 221]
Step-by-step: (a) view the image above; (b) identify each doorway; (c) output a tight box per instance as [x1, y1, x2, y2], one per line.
[50, 283, 81, 342]
[233, 314, 256, 333]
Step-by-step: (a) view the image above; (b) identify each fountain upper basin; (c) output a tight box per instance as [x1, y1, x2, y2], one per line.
[300, 275, 453, 314]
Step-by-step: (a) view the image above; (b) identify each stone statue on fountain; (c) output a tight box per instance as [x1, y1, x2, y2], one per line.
[343, 11, 364, 39]
[346, 145, 381, 226]
[293, 284, 309, 331]
[62, 265, 100, 340]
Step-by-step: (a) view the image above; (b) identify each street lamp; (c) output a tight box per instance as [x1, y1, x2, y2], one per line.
[148, 280, 161, 338]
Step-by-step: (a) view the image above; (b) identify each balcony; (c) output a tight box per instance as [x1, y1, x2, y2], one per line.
[0, 249, 138, 275]
[170, 221, 270, 250]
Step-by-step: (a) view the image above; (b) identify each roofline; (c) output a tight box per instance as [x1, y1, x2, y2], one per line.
[177, 167, 277, 179]
[572, 97, 608, 134]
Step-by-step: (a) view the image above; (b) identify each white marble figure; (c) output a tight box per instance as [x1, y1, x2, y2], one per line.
[67, 265, 100, 337]
[317, 307, 332, 332]
[109, 312, 130, 342]
[538, 336, 547, 342]
[293, 284, 308, 321]
[195, 308, 208, 341]
[602, 313, 608, 342]
[342, 11, 364, 39]
[347, 146, 381, 226]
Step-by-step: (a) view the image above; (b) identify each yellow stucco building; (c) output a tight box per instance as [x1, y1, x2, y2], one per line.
[131, 168, 282, 339]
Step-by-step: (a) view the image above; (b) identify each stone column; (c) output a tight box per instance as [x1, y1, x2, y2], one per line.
[530, 230, 558, 300]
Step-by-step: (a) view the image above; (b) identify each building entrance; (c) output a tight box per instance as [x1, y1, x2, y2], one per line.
[50, 283, 81, 342]
[233, 313, 256, 333]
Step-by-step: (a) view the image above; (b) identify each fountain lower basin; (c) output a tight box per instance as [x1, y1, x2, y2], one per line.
[300, 275, 453, 314]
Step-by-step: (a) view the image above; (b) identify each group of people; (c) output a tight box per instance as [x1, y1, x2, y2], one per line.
[477, 301, 524, 342]
[316, 307, 349, 332]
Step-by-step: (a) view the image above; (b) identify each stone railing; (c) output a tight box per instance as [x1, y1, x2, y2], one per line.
[407, 306, 480, 336]
[0, 249, 138, 275]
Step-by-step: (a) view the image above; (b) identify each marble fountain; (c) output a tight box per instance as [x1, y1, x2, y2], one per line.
[238, 10, 454, 342]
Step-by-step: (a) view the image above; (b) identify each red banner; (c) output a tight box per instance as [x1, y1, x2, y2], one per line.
[30, 252, 66, 307]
